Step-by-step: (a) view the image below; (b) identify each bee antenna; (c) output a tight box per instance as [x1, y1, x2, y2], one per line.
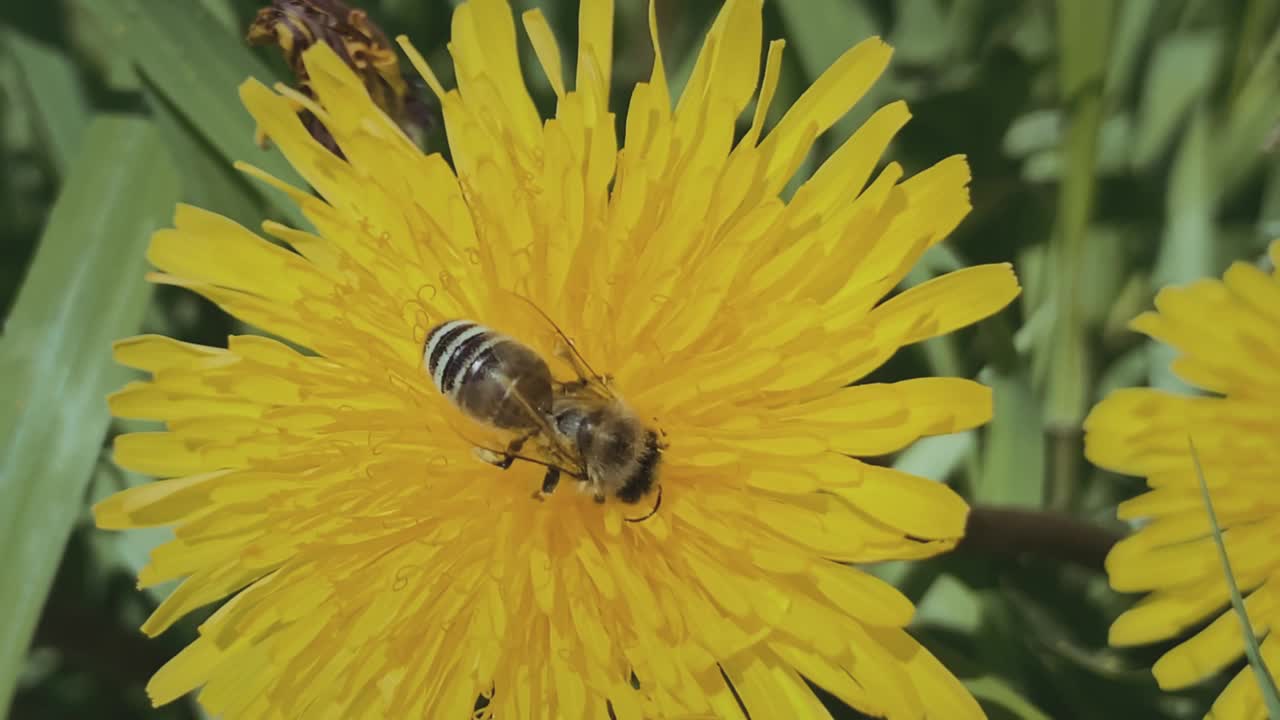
[624, 484, 662, 523]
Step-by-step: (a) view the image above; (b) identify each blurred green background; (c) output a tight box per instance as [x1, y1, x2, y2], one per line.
[2, 0, 1278, 718]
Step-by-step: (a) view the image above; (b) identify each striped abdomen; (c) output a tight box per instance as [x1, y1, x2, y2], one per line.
[423, 320, 554, 430]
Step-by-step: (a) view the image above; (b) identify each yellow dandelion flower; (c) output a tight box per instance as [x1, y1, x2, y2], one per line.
[96, 1, 1020, 717]
[1085, 241, 1280, 719]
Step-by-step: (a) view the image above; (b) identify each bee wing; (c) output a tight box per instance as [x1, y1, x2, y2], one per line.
[499, 289, 617, 399]
[496, 372, 583, 468]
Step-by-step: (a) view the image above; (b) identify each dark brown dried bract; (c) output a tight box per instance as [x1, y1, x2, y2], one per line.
[247, 0, 437, 156]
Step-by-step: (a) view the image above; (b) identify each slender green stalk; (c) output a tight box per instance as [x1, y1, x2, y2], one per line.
[1189, 437, 1280, 718]
[1045, 0, 1114, 507]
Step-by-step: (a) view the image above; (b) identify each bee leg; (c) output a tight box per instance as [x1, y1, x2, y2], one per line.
[557, 378, 590, 393]
[472, 446, 508, 466]
[532, 466, 561, 501]
[558, 377, 613, 394]
[493, 433, 531, 470]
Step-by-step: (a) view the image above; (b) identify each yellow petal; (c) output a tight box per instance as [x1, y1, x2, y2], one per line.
[829, 463, 969, 540]
[522, 10, 565, 98]
[1152, 583, 1275, 689]
[1110, 584, 1234, 646]
[743, 39, 785, 147]
[115, 432, 217, 478]
[147, 636, 223, 706]
[674, 0, 762, 125]
[93, 470, 232, 529]
[790, 101, 911, 226]
[450, 0, 541, 149]
[865, 263, 1021, 346]
[810, 561, 914, 627]
[142, 565, 263, 637]
[1223, 261, 1280, 325]
[113, 334, 223, 373]
[575, 0, 614, 102]
[1207, 640, 1279, 719]
[760, 37, 892, 190]
[895, 630, 986, 720]
[769, 641, 876, 714]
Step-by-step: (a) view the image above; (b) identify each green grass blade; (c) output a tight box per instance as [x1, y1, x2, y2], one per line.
[93, 0, 306, 224]
[144, 81, 268, 231]
[1189, 436, 1280, 718]
[976, 368, 1046, 507]
[0, 115, 179, 712]
[4, 28, 90, 175]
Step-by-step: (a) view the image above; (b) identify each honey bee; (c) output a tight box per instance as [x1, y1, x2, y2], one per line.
[422, 312, 664, 521]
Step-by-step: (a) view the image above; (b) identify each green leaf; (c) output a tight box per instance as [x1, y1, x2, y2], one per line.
[1260, 161, 1280, 242]
[1057, 1, 1115, 99]
[1189, 437, 1280, 719]
[1018, 112, 1133, 182]
[1151, 106, 1215, 393]
[94, 0, 306, 224]
[1095, 347, 1149, 402]
[196, 0, 239, 32]
[1100, 273, 1151, 345]
[1076, 224, 1129, 329]
[3, 28, 90, 175]
[966, 675, 1055, 720]
[890, 0, 950, 66]
[1003, 110, 1061, 159]
[1130, 30, 1222, 171]
[915, 574, 983, 634]
[0, 115, 179, 712]
[1155, 106, 1216, 285]
[1216, 25, 1280, 201]
[976, 368, 1046, 507]
[1004, 0, 1055, 62]
[893, 431, 975, 483]
[1103, 0, 1158, 101]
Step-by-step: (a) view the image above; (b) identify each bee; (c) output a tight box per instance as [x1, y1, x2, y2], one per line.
[422, 312, 664, 521]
